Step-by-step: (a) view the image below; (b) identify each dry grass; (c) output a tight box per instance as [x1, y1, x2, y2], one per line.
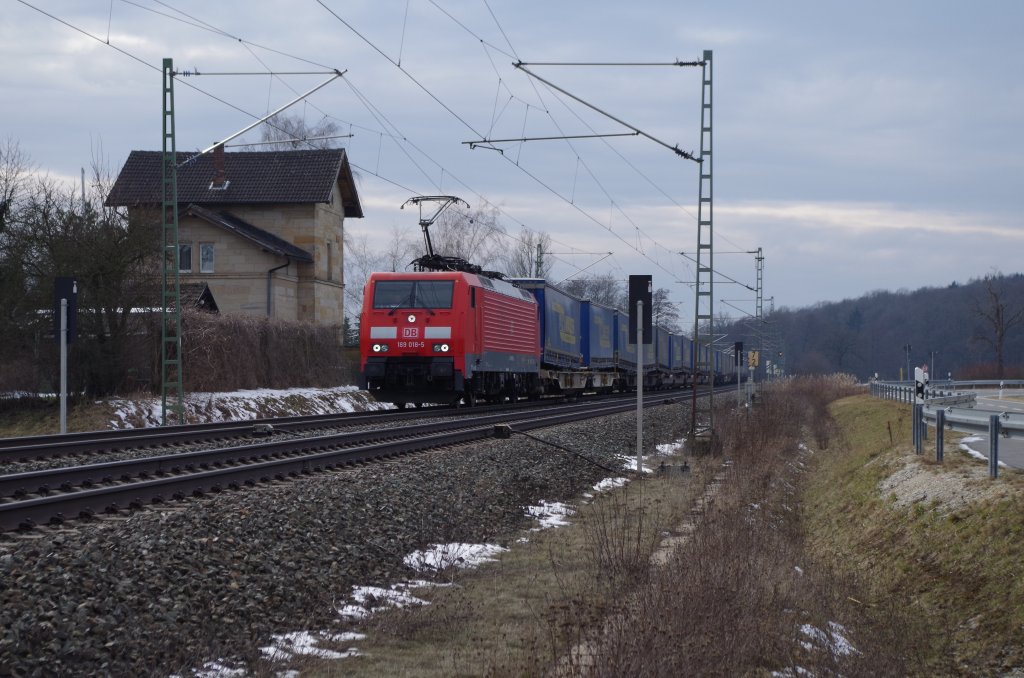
[284, 431, 715, 678]
[0, 396, 119, 437]
[807, 394, 1024, 676]
[576, 376, 925, 677]
[20, 377, 1018, 675]
[178, 308, 347, 391]
[291, 376, 946, 677]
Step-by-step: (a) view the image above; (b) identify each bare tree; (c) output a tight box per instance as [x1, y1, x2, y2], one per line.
[0, 151, 160, 395]
[342, 231, 382, 321]
[0, 137, 33, 232]
[499, 227, 553, 278]
[973, 272, 1024, 379]
[242, 113, 342, 150]
[562, 272, 626, 309]
[380, 224, 418, 272]
[429, 204, 506, 270]
[650, 288, 682, 333]
[342, 225, 417, 316]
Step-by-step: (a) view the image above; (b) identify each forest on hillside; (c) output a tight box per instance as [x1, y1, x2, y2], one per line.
[721, 273, 1024, 382]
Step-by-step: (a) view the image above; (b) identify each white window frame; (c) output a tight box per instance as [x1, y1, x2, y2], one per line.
[200, 243, 215, 274]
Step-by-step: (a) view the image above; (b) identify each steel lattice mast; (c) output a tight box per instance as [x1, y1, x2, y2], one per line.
[691, 50, 713, 437]
[161, 58, 184, 425]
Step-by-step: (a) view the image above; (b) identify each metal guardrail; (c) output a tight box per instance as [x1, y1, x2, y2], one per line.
[921, 405, 1024, 441]
[944, 379, 1024, 390]
[869, 382, 977, 406]
[871, 380, 1023, 478]
[872, 379, 1024, 392]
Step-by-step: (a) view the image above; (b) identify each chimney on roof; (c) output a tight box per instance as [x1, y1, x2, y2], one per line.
[210, 143, 229, 190]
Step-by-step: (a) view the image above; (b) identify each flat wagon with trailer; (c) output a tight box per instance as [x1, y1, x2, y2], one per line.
[511, 279, 618, 396]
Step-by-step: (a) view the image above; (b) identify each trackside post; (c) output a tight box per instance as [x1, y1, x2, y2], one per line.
[636, 298, 643, 473]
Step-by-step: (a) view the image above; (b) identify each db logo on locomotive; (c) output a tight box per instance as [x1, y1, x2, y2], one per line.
[402, 327, 419, 338]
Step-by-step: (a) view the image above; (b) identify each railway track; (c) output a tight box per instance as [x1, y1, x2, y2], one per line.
[0, 394, 687, 533]
[0, 394, 638, 464]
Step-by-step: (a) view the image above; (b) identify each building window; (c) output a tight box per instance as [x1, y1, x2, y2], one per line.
[179, 243, 192, 272]
[200, 243, 214, 273]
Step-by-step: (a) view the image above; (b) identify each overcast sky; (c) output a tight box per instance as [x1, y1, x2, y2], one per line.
[4, 1, 1023, 322]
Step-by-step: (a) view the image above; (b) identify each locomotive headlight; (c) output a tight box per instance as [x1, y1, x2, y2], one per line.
[407, 314, 416, 323]
[372, 343, 389, 353]
[433, 343, 450, 352]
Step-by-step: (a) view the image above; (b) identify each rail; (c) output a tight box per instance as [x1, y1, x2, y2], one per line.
[0, 395, 688, 532]
[0, 394, 635, 461]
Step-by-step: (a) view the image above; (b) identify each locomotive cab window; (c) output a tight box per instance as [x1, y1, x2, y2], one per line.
[373, 280, 454, 310]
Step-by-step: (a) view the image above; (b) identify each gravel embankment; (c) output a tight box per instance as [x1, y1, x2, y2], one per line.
[0, 400, 691, 676]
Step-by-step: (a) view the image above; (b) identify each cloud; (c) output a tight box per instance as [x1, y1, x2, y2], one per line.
[720, 201, 1023, 241]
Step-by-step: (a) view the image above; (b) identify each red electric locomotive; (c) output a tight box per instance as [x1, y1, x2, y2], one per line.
[359, 271, 541, 407]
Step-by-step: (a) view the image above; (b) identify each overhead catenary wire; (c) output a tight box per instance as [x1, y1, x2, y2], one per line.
[122, 0, 335, 70]
[14, 0, 612, 285]
[467, 9, 714, 287]
[22, 0, 749, 297]
[187, 71, 344, 162]
[312, 3, 691, 285]
[137, 0, 384, 141]
[318, 4, 645, 251]
[176, 70, 338, 76]
[498, 58, 683, 279]
[226, 134, 354, 148]
[464, 132, 639, 147]
[515, 60, 705, 67]
[513, 62, 700, 162]
[148, 0, 733, 288]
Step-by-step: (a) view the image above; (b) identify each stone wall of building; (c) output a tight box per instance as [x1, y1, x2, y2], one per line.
[229, 193, 347, 331]
[136, 182, 350, 339]
[178, 216, 301, 320]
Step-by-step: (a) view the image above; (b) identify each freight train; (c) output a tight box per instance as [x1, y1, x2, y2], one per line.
[359, 270, 731, 408]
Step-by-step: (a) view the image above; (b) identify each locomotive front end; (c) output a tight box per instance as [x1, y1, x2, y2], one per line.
[360, 273, 467, 407]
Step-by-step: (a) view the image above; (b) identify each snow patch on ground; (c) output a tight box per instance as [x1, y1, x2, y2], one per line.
[337, 583, 432, 620]
[593, 477, 629, 492]
[403, 543, 508, 573]
[617, 436, 686, 474]
[655, 439, 685, 455]
[616, 454, 655, 473]
[959, 435, 1008, 468]
[108, 386, 392, 428]
[260, 630, 366, 662]
[525, 501, 576, 529]
[176, 660, 248, 677]
[799, 622, 860, 657]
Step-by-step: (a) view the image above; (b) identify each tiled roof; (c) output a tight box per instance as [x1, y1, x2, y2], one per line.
[185, 205, 314, 263]
[179, 282, 219, 313]
[105, 148, 363, 218]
